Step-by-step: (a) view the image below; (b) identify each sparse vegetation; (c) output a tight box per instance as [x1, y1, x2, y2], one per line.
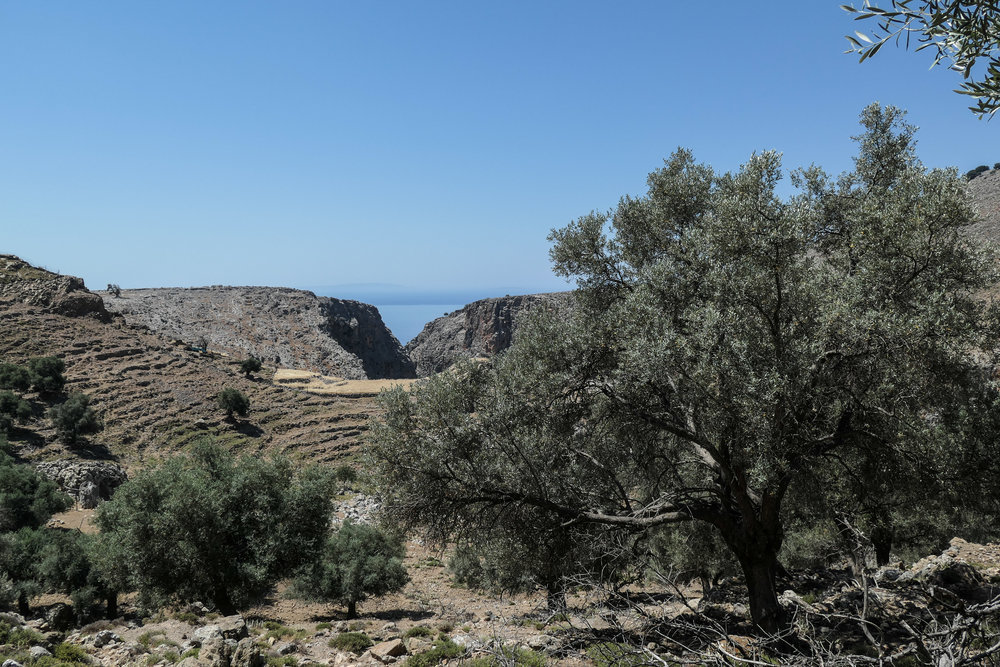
[328, 631, 372, 654]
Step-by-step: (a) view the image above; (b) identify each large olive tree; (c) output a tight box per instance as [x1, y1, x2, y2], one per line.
[368, 104, 1000, 633]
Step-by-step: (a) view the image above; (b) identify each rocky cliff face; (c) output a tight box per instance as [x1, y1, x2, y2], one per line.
[0, 255, 111, 322]
[405, 292, 572, 376]
[101, 287, 415, 380]
[967, 168, 1000, 246]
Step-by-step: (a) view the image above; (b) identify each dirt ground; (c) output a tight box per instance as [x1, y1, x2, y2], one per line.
[43, 509, 602, 665]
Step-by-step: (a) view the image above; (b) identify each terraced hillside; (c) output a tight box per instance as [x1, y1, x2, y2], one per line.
[0, 256, 382, 469]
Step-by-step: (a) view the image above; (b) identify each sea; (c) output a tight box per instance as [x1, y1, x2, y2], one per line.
[310, 287, 527, 346]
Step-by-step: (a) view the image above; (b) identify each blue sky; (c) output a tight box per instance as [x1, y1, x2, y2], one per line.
[1, 1, 996, 296]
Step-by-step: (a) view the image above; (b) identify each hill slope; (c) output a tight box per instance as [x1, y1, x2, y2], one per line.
[100, 286, 415, 380]
[0, 257, 382, 468]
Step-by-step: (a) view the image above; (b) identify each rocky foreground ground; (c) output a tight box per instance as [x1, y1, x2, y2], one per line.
[7, 489, 998, 667]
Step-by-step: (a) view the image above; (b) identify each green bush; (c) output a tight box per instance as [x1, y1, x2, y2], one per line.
[28, 356, 65, 396]
[217, 388, 249, 418]
[0, 620, 43, 647]
[292, 520, 409, 619]
[0, 363, 32, 392]
[48, 393, 101, 444]
[467, 646, 546, 667]
[0, 391, 32, 434]
[403, 638, 463, 667]
[328, 631, 372, 654]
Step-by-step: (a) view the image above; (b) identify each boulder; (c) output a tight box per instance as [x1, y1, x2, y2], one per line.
[93, 629, 122, 647]
[370, 638, 407, 661]
[230, 637, 264, 667]
[34, 460, 127, 508]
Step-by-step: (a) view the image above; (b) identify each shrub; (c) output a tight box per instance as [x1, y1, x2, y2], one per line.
[328, 631, 372, 654]
[0, 391, 32, 434]
[0, 363, 31, 392]
[217, 388, 249, 418]
[53, 642, 91, 664]
[239, 358, 262, 378]
[0, 620, 43, 647]
[292, 520, 409, 619]
[28, 357, 65, 396]
[403, 639, 463, 667]
[106, 284, 121, 298]
[48, 393, 101, 444]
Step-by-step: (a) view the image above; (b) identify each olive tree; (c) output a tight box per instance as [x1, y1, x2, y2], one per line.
[48, 393, 101, 444]
[368, 104, 1000, 633]
[94, 441, 336, 614]
[217, 388, 250, 419]
[844, 1, 1000, 117]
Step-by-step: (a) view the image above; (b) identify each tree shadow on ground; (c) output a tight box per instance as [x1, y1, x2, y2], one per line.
[371, 609, 435, 622]
[234, 420, 264, 438]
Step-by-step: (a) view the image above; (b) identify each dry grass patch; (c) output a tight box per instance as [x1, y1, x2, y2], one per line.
[272, 369, 417, 397]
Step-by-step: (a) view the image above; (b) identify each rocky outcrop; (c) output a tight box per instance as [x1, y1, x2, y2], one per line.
[0, 255, 110, 322]
[34, 459, 128, 508]
[405, 292, 572, 377]
[100, 287, 415, 380]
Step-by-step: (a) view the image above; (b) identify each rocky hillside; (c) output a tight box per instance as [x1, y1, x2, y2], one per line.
[100, 287, 415, 380]
[0, 257, 386, 468]
[405, 292, 572, 377]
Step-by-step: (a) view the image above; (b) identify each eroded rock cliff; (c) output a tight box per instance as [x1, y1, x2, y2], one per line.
[405, 292, 572, 376]
[101, 287, 415, 380]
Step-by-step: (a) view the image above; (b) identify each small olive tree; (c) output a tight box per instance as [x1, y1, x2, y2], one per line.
[217, 388, 249, 419]
[48, 393, 101, 444]
[0, 363, 31, 393]
[0, 392, 32, 435]
[292, 520, 408, 619]
[239, 357, 262, 379]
